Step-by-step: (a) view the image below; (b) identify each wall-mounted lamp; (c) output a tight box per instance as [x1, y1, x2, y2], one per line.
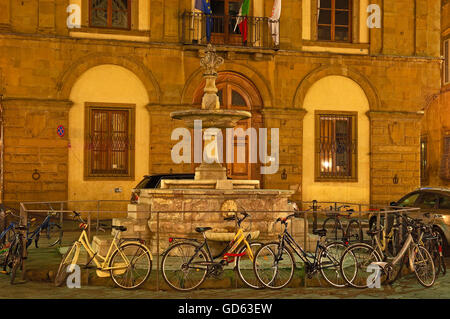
[281, 169, 287, 180]
[393, 174, 399, 184]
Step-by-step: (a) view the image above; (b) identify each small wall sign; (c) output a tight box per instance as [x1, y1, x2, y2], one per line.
[57, 125, 65, 137]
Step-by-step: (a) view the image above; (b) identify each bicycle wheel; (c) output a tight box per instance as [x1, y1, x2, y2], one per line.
[319, 241, 347, 287]
[437, 232, 447, 275]
[54, 243, 79, 287]
[323, 218, 344, 242]
[236, 242, 263, 289]
[109, 243, 152, 289]
[425, 238, 440, 276]
[412, 245, 435, 287]
[253, 242, 295, 289]
[161, 242, 208, 291]
[10, 241, 23, 284]
[346, 220, 363, 243]
[0, 228, 15, 265]
[38, 223, 63, 247]
[340, 243, 383, 288]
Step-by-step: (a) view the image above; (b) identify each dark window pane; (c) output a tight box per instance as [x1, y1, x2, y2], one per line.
[335, 27, 349, 41]
[91, 9, 108, 27]
[319, 0, 332, 8]
[335, 11, 349, 26]
[318, 9, 332, 24]
[318, 26, 331, 40]
[92, 0, 107, 10]
[217, 89, 223, 106]
[112, 10, 128, 28]
[231, 91, 246, 106]
[335, 0, 350, 9]
[211, 1, 224, 15]
[112, 0, 127, 10]
[229, 2, 240, 16]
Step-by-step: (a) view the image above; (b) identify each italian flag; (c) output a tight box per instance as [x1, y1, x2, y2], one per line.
[234, 0, 250, 43]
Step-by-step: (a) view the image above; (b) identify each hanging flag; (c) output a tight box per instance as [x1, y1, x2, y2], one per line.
[234, 0, 250, 43]
[269, 0, 281, 46]
[195, 0, 213, 42]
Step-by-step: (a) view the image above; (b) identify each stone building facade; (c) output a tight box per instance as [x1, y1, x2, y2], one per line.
[0, 0, 442, 208]
[421, 0, 450, 188]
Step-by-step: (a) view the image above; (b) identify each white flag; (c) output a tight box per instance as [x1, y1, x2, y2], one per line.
[269, 0, 281, 46]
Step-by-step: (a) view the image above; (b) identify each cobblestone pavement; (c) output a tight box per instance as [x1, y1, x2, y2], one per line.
[0, 269, 449, 299]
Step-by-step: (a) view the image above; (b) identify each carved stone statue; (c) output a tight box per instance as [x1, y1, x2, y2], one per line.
[200, 44, 224, 110]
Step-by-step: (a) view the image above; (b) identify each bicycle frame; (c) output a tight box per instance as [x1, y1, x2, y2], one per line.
[184, 227, 254, 271]
[70, 228, 132, 272]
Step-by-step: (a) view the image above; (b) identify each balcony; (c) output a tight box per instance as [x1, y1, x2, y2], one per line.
[182, 12, 279, 50]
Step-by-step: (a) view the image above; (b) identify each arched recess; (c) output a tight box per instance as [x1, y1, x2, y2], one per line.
[57, 53, 161, 105]
[68, 64, 150, 205]
[302, 75, 371, 205]
[193, 71, 264, 183]
[293, 65, 380, 110]
[182, 62, 273, 108]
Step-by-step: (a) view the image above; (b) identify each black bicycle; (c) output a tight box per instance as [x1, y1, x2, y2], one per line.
[253, 212, 347, 289]
[322, 204, 363, 244]
[161, 211, 263, 291]
[4, 225, 27, 284]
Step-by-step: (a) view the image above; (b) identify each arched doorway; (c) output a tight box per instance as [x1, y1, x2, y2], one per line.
[193, 72, 263, 183]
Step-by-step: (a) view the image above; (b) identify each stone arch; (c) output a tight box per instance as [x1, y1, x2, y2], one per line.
[293, 65, 381, 110]
[56, 53, 161, 104]
[192, 71, 263, 109]
[181, 62, 273, 107]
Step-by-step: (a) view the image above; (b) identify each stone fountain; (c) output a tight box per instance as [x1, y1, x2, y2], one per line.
[109, 45, 312, 254]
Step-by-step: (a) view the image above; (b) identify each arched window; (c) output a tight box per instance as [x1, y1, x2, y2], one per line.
[317, 0, 352, 42]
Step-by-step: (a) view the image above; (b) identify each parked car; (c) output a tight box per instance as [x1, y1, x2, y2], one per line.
[130, 174, 195, 203]
[388, 187, 450, 255]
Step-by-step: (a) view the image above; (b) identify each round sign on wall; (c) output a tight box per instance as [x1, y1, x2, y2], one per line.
[57, 125, 65, 137]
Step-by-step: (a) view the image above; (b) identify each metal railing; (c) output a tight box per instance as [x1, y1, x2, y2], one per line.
[182, 11, 279, 49]
[16, 200, 422, 290]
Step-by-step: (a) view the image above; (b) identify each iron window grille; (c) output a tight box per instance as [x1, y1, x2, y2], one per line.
[315, 111, 357, 181]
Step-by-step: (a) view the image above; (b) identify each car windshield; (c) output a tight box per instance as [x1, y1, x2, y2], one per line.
[397, 193, 420, 207]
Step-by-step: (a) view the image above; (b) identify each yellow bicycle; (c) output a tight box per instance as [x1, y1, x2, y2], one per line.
[161, 211, 262, 291]
[54, 211, 152, 289]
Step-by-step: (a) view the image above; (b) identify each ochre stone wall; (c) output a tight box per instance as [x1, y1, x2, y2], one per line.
[0, 0, 444, 207]
[369, 112, 423, 204]
[2, 99, 71, 204]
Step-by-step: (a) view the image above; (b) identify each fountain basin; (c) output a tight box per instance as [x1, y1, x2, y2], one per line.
[170, 109, 252, 129]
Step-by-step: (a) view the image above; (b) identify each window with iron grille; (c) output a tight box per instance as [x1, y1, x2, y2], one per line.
[317, 0, 352, 42]
[420, 136, 428, 184]
[315, 111, 357, 181]
[90, 0, 131, 29]
[85, 103, 135, 179]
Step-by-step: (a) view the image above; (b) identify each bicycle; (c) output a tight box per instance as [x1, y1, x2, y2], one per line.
[54, 211, 152, 289]
[2, 210, 62, 282]
[160, 211, 263, 291]
[340, 213, 436, 288]
[322, 204, 363, 244]
[4, 224, 27, 284]
[415, 214, 446, 277]
[252, 212, 347, 289]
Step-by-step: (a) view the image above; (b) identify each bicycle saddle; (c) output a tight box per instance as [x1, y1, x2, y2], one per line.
[195, 227, 212, 233]
[313, 228, 327, 237]
[112, 225, 127, 232]
[15, 225, 27, 231]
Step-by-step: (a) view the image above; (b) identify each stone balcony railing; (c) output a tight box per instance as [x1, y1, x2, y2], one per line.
[182, 11, 279, 49]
